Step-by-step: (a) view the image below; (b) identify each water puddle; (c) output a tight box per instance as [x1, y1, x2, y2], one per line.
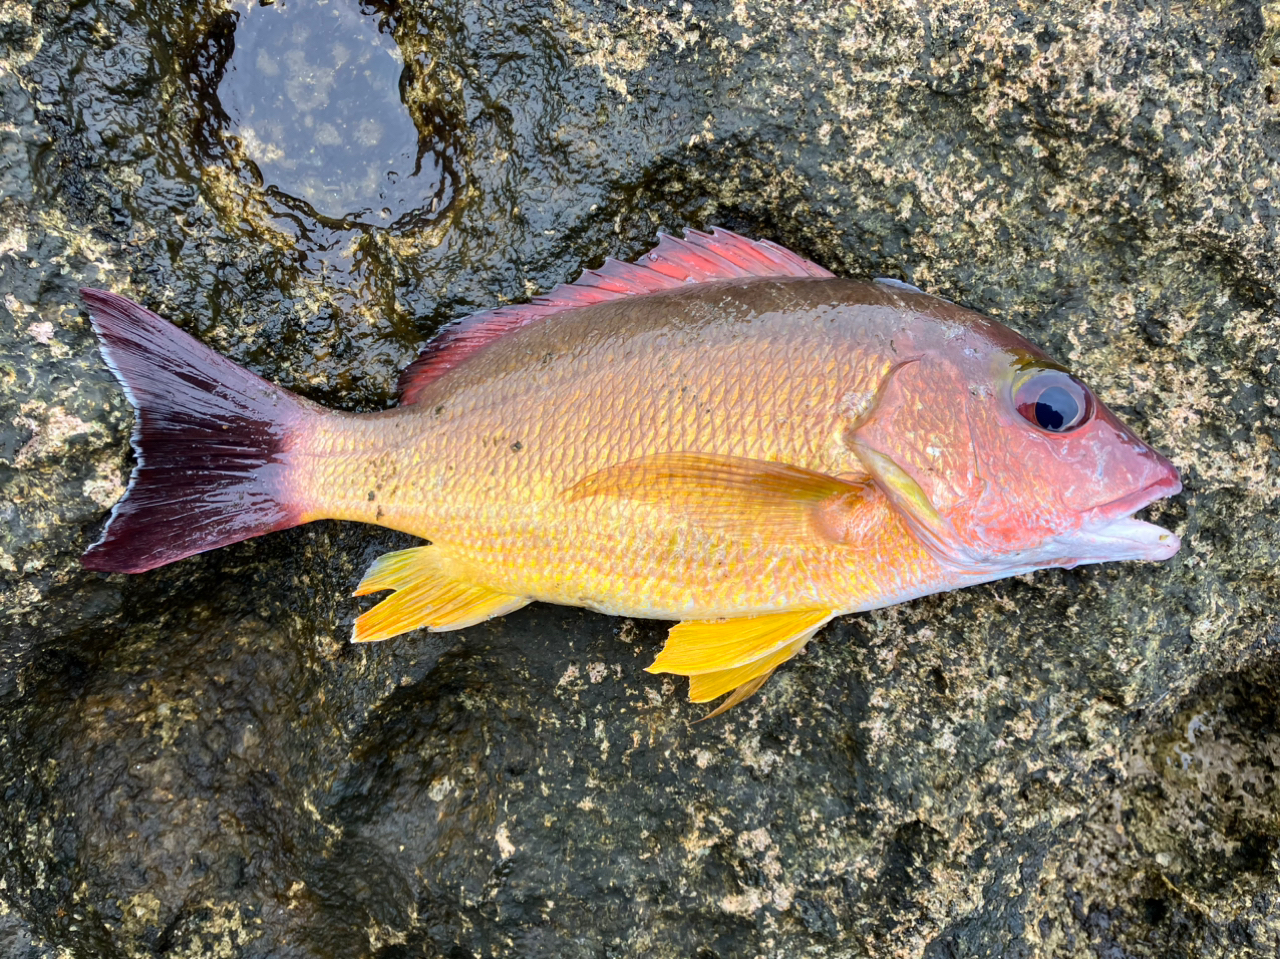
[217, 0, 453, 231]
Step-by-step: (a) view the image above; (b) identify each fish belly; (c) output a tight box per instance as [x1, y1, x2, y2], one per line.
[434, 499, 944, 620]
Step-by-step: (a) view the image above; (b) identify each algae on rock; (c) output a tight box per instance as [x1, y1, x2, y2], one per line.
[0, 0, 1277, 956]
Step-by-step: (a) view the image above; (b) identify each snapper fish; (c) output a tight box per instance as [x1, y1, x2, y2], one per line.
[81, 229, 1181, 717]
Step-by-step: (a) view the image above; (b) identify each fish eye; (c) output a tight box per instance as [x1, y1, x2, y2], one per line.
[1013, 368, 1094, 433]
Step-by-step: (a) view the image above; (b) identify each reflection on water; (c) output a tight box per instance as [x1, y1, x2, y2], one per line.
[218, 0, 449, 229]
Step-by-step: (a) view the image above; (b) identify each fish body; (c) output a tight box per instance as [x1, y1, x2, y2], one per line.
[80, 230, 1181, 715]
[300, 277, 930, 618]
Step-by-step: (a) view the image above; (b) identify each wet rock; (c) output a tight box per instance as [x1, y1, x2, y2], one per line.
[1, 0, 1277, 955]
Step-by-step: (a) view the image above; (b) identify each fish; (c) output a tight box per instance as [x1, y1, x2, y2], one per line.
[79, 228, 1182, 717]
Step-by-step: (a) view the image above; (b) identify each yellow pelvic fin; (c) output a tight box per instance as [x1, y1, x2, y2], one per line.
[648, 607, 832, 675]
[848, 440, 986, 570]
[649, 608, 834, 716]
[848, 443, 943, 528]
[696, 672, 777, 722]
[685, 634, 815, 702]
[352, 546, 529, 643]
[565, 452, 871, 540]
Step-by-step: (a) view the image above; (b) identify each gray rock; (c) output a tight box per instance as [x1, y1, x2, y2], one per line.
[1, 0, 1277, 955]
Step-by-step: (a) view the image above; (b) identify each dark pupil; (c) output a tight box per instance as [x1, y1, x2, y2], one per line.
[1014, 369, 1093, 433]
[1033, 385, 1078, 431]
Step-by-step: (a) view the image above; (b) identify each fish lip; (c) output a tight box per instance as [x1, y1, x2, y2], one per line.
[1060, 516, 1181, 564]
[1088, 471, 1183, 524]
[1064, 473, 1184, 564]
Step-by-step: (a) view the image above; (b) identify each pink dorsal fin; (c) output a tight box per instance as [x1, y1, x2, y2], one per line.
[397, 228, 834, 404]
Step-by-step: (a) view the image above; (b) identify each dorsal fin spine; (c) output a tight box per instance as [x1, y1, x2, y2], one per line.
[397, 228, 833, 405]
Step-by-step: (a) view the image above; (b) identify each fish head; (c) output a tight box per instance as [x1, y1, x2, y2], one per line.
[846, 307, 1181, 573]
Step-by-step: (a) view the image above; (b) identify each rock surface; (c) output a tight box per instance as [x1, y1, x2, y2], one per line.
[2, 0, 1278, 955]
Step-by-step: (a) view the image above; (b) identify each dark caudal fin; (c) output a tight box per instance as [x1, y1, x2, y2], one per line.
[80, 289, 320, 573]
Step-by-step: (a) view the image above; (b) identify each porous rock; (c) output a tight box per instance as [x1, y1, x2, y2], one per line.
[1, 0, 1277, 955]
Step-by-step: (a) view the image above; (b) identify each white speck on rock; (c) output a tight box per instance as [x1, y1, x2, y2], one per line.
[25, 321, 54, 344]
[13, 408, 99, 468]
[83, 471, 125, 510]
[427, 776, 455, 802]
[557, 663, 580, 687]
[495, 822, 515, 859]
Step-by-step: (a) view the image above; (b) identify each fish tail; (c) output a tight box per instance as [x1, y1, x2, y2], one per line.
[80, 289, 320, 573]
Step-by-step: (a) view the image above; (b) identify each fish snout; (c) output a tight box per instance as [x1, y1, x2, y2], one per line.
[1094, 447, 1181, 523]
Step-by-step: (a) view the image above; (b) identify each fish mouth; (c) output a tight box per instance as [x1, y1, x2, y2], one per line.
[1089, 469, 1183, 523]
[1050, 516, 1181, 566]
[853, 437, 1183, 571]
[1056, 472, 1184, 565]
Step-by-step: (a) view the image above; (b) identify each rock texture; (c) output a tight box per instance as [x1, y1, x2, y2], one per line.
[1, 0, 1278, 956]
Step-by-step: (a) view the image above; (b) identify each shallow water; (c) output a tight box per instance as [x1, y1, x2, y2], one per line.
[218, 0, 451, 230]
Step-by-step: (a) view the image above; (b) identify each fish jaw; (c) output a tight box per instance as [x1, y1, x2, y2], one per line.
[1048, 469, 1183, 566]
[1050, 516, 1180, 567]
[988, 466, 1181, 569]
[848, 438, 1174, 572]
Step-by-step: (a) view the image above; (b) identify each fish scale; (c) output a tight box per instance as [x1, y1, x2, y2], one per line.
[296, 279, 925, 618]
[79, 228, 1181, 716]
[302, 284, 890, 576]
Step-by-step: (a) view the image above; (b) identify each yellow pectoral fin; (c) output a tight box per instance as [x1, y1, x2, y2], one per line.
[352, 546, 529, 643]
[564, 452, 872, 541]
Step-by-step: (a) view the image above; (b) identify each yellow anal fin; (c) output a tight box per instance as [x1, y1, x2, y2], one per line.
[565, 452, 871, 540]
[352, 546, 529, 643]
[649, 608, 832, 675]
